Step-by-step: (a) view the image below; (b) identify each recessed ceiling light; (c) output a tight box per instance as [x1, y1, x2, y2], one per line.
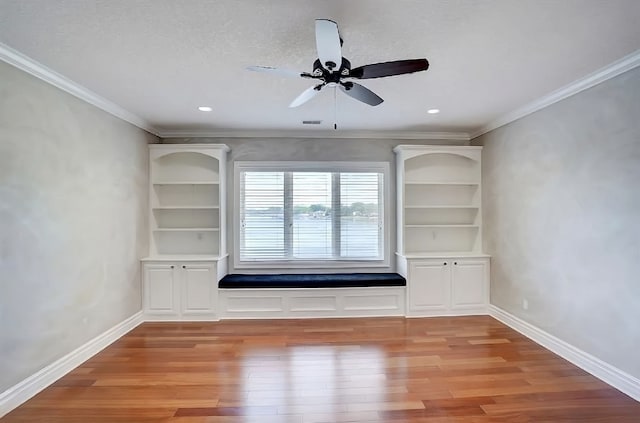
[198, 106, 213, 112]
[427, 108, 440, 114]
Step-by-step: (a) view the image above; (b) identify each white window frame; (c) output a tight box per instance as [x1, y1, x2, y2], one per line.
[234, 161, 391, 270]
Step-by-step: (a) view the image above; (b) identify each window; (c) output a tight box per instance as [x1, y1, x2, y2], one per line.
[236, 162, 388, 266]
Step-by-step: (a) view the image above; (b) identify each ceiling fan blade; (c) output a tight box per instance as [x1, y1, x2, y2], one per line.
[289, 84, 324, 108]
[350, 58, 429, 79]
[339, 82, 383, 106]
[315, 19, 342, 72]
[246, 65, 305, 78]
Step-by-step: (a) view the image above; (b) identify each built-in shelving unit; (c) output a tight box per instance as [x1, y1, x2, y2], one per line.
[148, 145, 228, 258]
[143, 144, 229, 322]
[395, 146, 483, 255]
[394, 145, 489, 317]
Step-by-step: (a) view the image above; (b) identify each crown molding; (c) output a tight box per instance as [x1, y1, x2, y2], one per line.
[471, 48, 640, 139]
[0, 42, 159, 136]
[0, 47, 467, 141]
[157, 129, 471, 141]
[6, 37, 637, 142]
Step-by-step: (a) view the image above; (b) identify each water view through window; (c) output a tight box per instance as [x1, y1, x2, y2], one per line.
[240, 170, 383, 261]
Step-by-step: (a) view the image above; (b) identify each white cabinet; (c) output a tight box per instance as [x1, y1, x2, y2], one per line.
[182, 264, 217, 316]
[143, 263, 179, 315]
[143, 261, 220, 320]
[407, 260, 450, 313]
[405, 257, 489, 317]
[450, 259, 488, 309]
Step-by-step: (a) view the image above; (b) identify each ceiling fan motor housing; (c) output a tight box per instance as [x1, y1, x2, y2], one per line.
[313, 57, 352, 82]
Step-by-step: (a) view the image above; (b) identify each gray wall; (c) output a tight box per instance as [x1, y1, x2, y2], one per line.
[163, 137, 465, 273]
[0, 61, 156, 392]
[474, 67, 640, 378]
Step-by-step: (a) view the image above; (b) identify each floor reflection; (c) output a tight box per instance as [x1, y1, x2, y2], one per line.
[239, 344, 386, 419]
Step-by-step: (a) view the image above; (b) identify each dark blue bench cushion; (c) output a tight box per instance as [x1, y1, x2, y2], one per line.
[219, 273, 406, 289]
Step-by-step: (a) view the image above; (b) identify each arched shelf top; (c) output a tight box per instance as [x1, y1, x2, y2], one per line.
[404, 152, 478, 170]
[397, 146, 481, 185]
[152, 150, 219, 163]
[149, 143, 229, 161]
[393, 145, 481, 162]
[151, 148, 224, 183]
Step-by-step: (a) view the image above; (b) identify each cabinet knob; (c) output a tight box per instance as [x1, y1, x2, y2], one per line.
[454, 262, 458, 265]
[444, 262, 447, 265]
[182, 265, 186, 269]
[170, 265, 174, 269]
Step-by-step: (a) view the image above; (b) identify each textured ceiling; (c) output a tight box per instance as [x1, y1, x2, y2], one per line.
[1, 0, 640, 135]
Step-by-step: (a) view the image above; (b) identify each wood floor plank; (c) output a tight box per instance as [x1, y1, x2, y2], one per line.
[2, 316, 639, 422]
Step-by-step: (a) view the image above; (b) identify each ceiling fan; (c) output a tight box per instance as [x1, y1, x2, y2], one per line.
[247, 19, 429, 108]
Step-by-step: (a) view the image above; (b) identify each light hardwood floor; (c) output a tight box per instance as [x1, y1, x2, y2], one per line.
[2, 316, 639, 422]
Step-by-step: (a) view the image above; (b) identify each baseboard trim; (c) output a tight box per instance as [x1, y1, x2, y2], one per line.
[0, 311, 144, 418]
[406, 309, 489, 318]
[488, 304, 640, 402]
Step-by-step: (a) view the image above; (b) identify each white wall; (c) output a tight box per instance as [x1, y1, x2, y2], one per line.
[474, 67, 640, 379]
[0, 61, 156, 392]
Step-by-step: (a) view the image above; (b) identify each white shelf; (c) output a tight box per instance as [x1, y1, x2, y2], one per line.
[405, 181, 479, 186]
[142, 254, 229, 262]
[153, 180, 218, 185]
[405, 224, 479, 228]
[397, 252, 490, 259]
[154, 228, 220, 232]
[153, 206, 219, 210]
[404, 184, 479, 208]
[404, 205, 478, 209]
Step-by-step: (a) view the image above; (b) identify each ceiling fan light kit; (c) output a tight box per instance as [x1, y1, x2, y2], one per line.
[248, 19, 429, 109]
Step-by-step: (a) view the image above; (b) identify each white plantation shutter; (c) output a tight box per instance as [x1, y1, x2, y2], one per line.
[240, 171, 285, 259]
[340, 173, 382, 258]
[291, 172, 333, 259]
[238, 165, 384, 262]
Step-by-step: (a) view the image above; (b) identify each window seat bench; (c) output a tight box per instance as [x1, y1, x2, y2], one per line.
[219, 273, 406, 289]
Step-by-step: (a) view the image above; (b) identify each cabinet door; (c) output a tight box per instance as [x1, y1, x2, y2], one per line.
[181, 263, 217, 316]
[143, 264, 179, 315]
[450, 259, 487, 310]
[407, 260, 451, 314]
